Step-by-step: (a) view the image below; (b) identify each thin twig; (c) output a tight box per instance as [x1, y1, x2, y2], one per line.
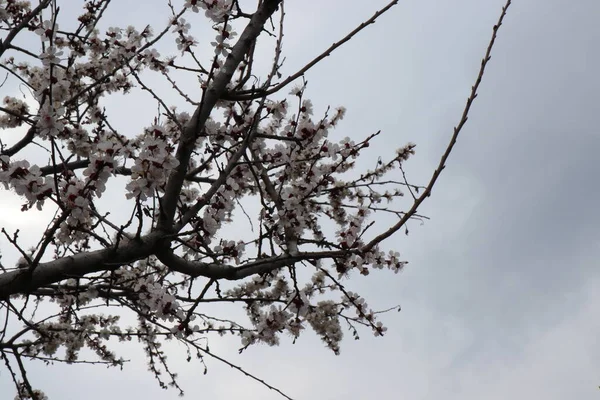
[363, 0, 513, 252]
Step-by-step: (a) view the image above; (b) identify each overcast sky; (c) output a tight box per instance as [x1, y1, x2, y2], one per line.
[1, 0, 599, 399]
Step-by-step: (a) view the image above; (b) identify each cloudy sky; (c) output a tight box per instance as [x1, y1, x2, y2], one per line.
[1, 0, 599, 399]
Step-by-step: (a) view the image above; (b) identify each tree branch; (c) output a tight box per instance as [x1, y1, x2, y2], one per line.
[363, 0, 512, 253]
[0, 0, 52, 58]
[157, 0, 283, 230]
[224, 0, 399, 101]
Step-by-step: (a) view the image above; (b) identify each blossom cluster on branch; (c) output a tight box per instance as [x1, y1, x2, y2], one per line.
[0, 0, 511, 398]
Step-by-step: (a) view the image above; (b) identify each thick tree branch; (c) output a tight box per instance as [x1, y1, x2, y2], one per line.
[157, 247, 345, 281]
[0, 126, 36, 157]
[157, 0, 283, 230]
[0, 231, 164, 299]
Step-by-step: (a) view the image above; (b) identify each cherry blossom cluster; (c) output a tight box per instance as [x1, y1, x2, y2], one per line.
[305, 300, 343, 353]
[246, 89, 412, 259]
[184, 0, 233, 22]
[13, 384, 48, 400]
[343, 291, 388, 336]
[51, 279, 100, 309]
[172, 16, 198, 54]
[0, 0, 453, 397]
[21, 314, 123, 364]
[126, 125, 180, 200]
[0, 157, 54, 210]
[0, 0, 31, 25]
[0, 96, 29, 128]
[111, 258, 187, 324]
[158, 86, 414, 351]
[211, 22, 237, 57]
[213, 239, 246, 263]
[56, 176, 96, 244]
[336, 205, 370, 250]
[237, 277, 345, 353]
[200, 173, 246, 239]
[224, 261, 391, 353]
